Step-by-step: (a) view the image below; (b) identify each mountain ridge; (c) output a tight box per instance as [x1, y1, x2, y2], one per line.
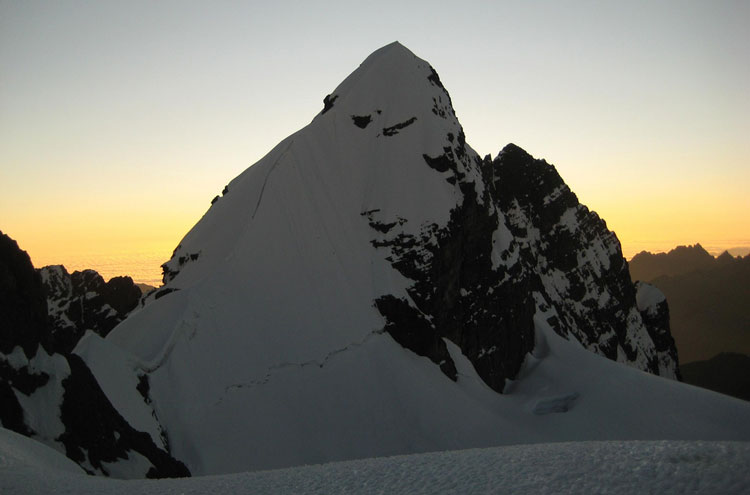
[90, 43, 748, 475]
[4, 43, 750, 477]
[629, 244, 750, 363]
[0, 231, 189, 478]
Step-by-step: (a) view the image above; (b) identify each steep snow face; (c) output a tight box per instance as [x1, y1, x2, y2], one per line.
[159, 42, 469, 289]
[97, 43, 716, 475]
[112, 42, 486, 474]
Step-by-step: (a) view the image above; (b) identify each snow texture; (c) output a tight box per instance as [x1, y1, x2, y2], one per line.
[636, 281, 667, 315]
[74, 332, 166, 449]
[2, 427, 749, 494]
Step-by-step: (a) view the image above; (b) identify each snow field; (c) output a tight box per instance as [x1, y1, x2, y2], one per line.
[2, 427, 748, 495]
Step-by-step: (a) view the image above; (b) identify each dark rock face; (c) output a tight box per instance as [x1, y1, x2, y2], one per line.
[382, 117, 417, 136]
[0, 356, 48, 436]
[0, 232, 189, 478]
[58, 354, 190, 478]
[0, 230, 52, 437]
[375, 295, 458, 380]
[369, 137, 680, 390]
[0, 231, 49, 357]
[0, 345, 190, 478]
[160, 245, 201, 285]
[322, 94, 338, 114]
[491, 144, 667, 372]
[39, 265, 141, 354]
[366, 96, 538, 391]
[351, 114, 372, 128]
[492, 144, 681, 376]
[635, 282, 680, 379]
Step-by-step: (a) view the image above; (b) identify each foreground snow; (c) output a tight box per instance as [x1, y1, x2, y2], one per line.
[1, 428, 748, 494]
[79, 306, 750, 475]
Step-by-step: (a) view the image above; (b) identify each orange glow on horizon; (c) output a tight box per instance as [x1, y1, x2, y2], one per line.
[6, 200, 748, 288]
[4, 207, 200, 286]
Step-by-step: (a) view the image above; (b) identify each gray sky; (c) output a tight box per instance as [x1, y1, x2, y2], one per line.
[1, 0, 748, 275]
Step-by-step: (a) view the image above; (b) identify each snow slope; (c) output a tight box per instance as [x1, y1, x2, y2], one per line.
[0, 427, 82, 476]
[94, 296, 750, 475]
[80, 42, 750, 476]
[2, 427, 749, 494]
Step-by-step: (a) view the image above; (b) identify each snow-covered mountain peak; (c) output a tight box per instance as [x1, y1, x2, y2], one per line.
[82, 44, 728, 476]
[5, 45, 750, 481]
[157, 43, 479, 291]
[315, 41, 457, 131]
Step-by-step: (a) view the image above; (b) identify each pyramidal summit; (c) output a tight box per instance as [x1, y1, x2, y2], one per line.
[3, 42, 750, 478]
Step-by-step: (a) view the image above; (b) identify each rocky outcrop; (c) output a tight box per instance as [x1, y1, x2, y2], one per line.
[367, 134, 537, 391]
[635, 282, 680, 378]
[39, 265, 141, 354]
[0, 232, 189, 478]
[489, 144, 678, 378]
[369, 139, 681, 388]
[58, 354, 189, 478]
[0, 232, 50, 357]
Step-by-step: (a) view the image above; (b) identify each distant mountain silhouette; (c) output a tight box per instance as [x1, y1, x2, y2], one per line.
[681, 353, 750, 401]
[135, 283, 157, 294]
[629, 245, 750, 364]
[629, 244, 715, 281]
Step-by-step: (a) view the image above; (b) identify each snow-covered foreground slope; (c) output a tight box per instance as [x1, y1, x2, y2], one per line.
[2, 426, 749, 494]
[76, 42, 750, 476]
[81, 305, 750, 475]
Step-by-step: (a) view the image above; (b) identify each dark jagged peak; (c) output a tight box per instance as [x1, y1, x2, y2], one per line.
[0, 232, 188, 478]
[716, 250, 736, 265]
[496, 142, 532, 161]
[38, 265, 141, 354]
[0, 231, 49, 357]
[630, 243, 722, 282]
[490, 144, 674, 376]
[492, 143, 581, 236]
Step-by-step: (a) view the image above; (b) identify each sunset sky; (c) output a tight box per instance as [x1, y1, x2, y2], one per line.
[2, 1, 748, 285]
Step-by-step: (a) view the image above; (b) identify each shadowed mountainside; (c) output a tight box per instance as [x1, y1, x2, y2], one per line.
[629, 245, 750, 364]
[680, 353, 750, 401]
[0, 231, 189, 478]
